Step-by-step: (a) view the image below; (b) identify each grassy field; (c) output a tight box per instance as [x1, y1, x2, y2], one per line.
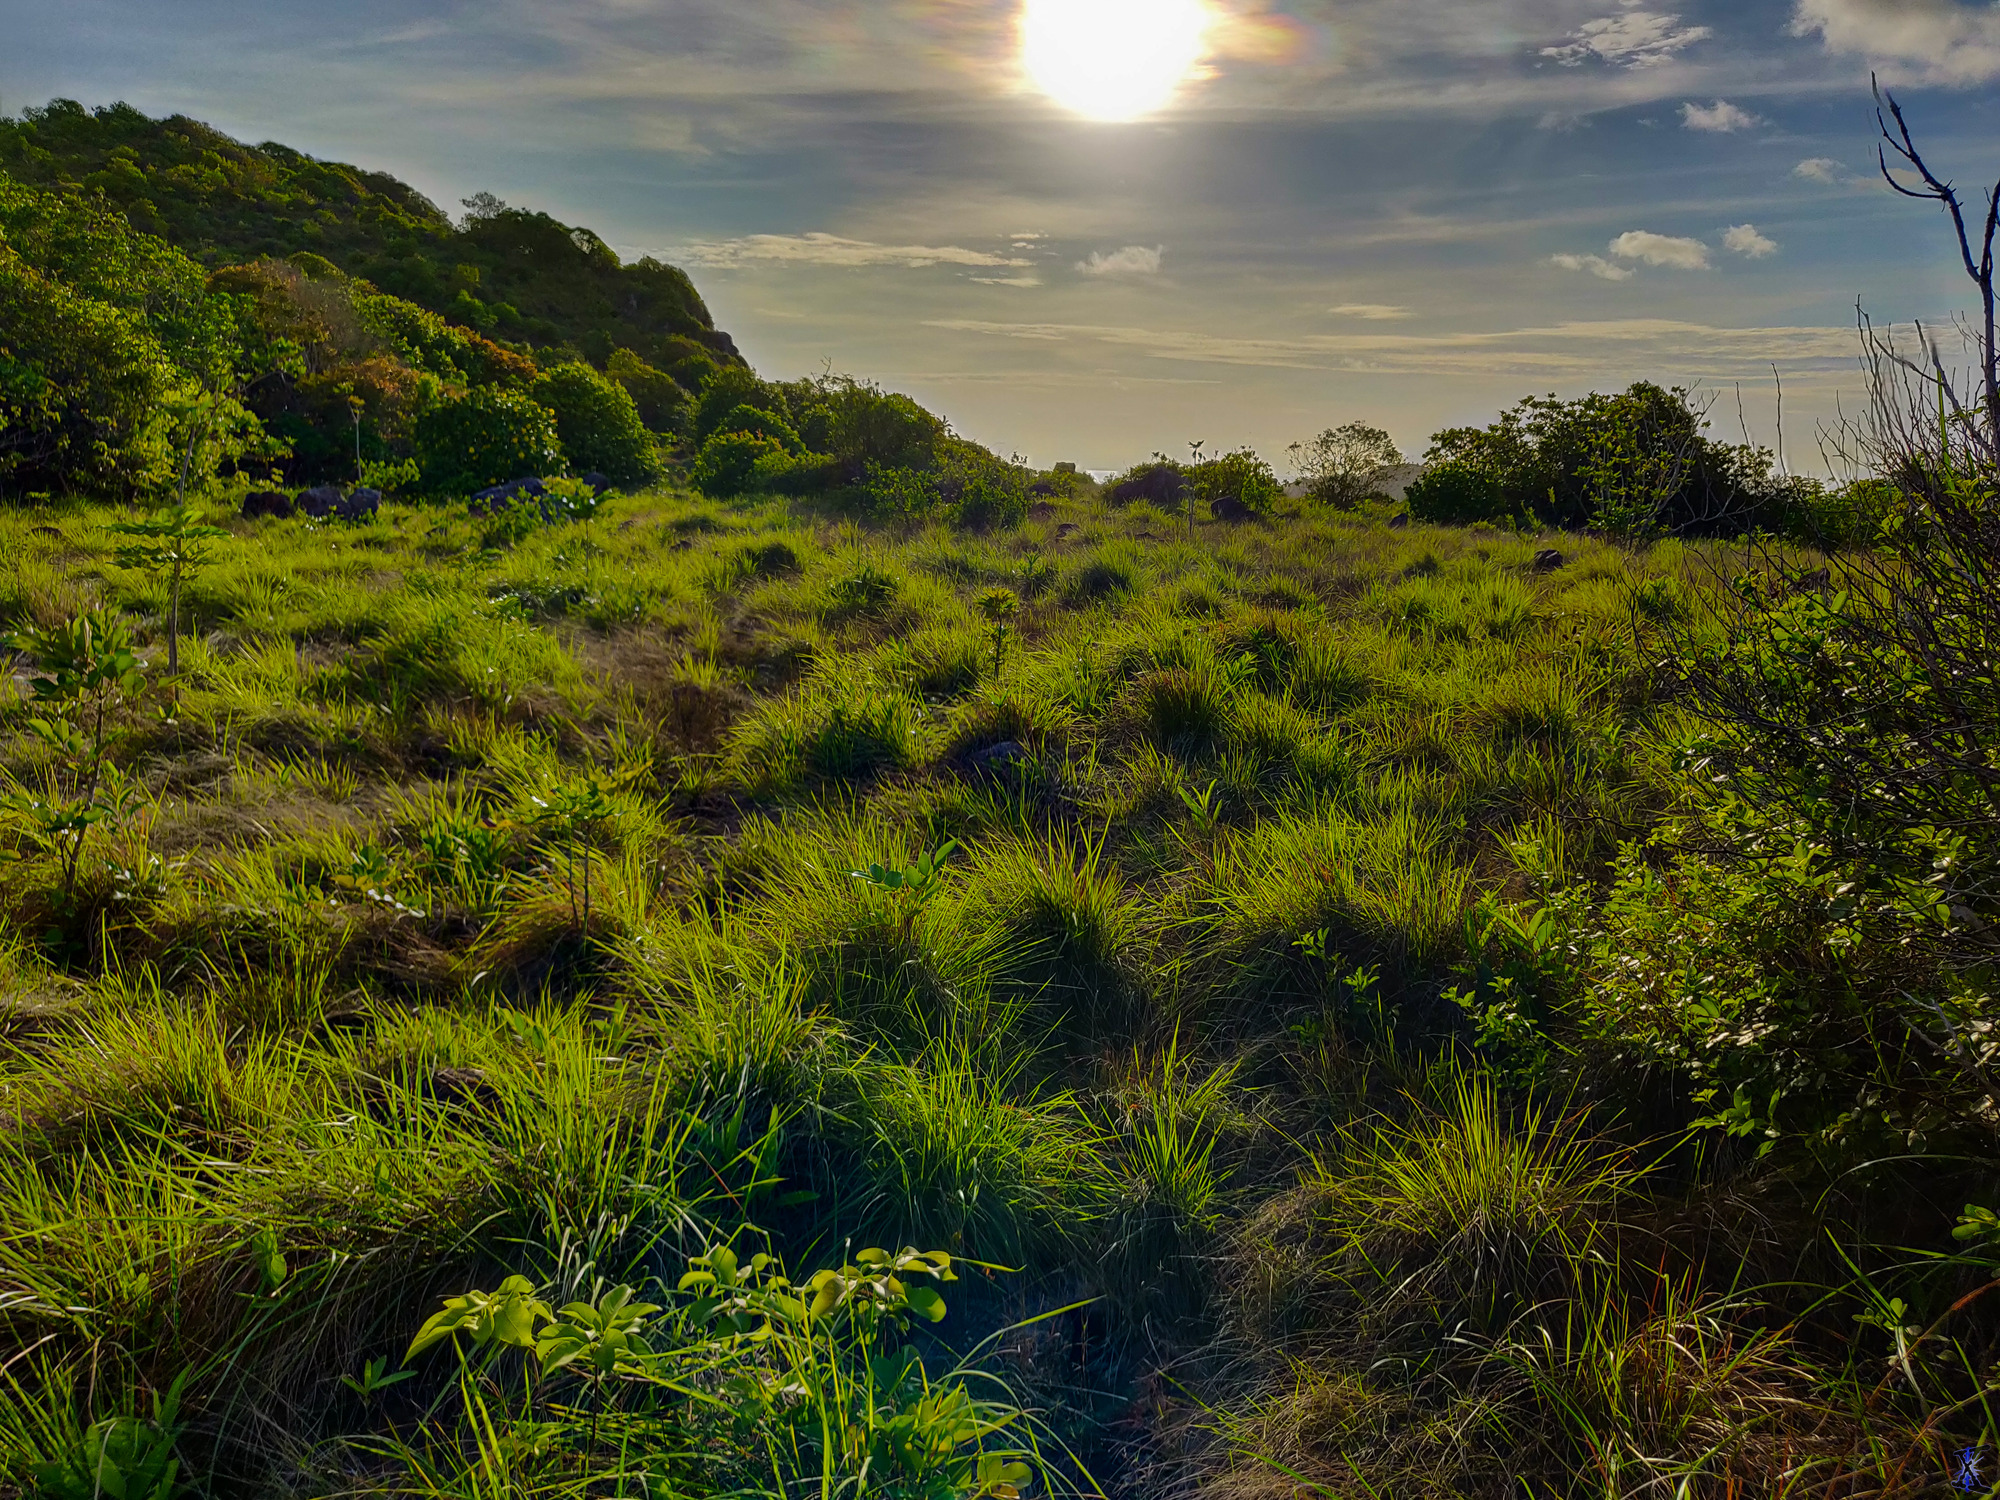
[0, 479, 1988, 1499]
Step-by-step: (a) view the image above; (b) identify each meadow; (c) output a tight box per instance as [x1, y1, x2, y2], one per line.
[2, 467, 1994, 1500]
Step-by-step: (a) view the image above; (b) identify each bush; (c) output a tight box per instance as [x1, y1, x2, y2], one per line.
[1404, 458, 1519, 526]
[605, 347, 690, 435]
[529, 360, 661, 487]
[692, 365, 782, 443]
[1196, 448, 1282, 515]
[412, 386, 563, 496]
[800, 380, 944, 480]
[1421, 382, 1768, 535]
[690, 429, 784, 498]
[714, 403, 804, 453]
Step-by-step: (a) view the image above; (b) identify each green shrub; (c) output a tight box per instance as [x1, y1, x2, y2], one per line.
[1196, 448, 1282, 515]
[605, 346, 690, 434]
[412, 386, 563, 495]
[714, 402, 803, 453]
[692, 365, 782, 443]
[528, 360, 661, 487]
[690, 429, 783, 497]
[1405, 458, 1518, 526]
[802, 380, 944, 478]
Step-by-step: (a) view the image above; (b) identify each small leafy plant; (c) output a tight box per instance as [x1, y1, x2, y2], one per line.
[976, 587, 1020, 680]
[34, 1375, 186, 1500]
[852, 840, 960, 938]
[4, 609, 149, 911]
[109, 502, 227, 686]
[396, 1247, 1036, 1499]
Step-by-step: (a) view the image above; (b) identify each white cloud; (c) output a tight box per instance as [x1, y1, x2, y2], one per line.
[673, 232, 1032, 270]
[1543, 10, 1714, 67]
[924, 316, 1858, 379]
[1329, 303, 1411, 320]
[1552, 252, 1636, 280]
[1794, 156, 1846, 182]
[1609, 230, 1712, 268]
[1680, 99, 1761, 132]
[971, 275, 1044, 287]
[1723, 223, 1779, 257]
[1538, 110, 1589, 132]
[1792, 0, 2000, 85]
[1077, 245, 1165, 276]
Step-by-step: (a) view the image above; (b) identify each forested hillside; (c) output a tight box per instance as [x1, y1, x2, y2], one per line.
[0, 99, 738, 378]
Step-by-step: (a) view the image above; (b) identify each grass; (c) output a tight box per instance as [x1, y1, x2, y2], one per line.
[0, 482, 1988, 1499]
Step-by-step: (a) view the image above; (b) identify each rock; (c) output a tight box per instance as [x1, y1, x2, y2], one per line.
[1028, 478, 1061, 497]
[1055, 522, 1081, 540]
[967, 740, 1033, 777]
[241, 489, 293, 520]
[1388, 513, 1410, 529]
[579, 471, 612, 494]
[339, 487, 382, 521]
[1108, 463, 1189, 507]
[470, 476, 548, 515]
[1531, 548, 1566, 573]
[296, 484, 343, 519]
[1210, 494, 1253, 522]
[1027, 501, 1058, 521]
[1054, 461, 1078, 474]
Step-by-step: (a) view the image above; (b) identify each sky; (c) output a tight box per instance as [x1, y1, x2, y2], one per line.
[5, 0, 2000, 472]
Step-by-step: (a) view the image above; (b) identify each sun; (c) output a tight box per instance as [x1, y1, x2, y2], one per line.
[1020, 0, 1213, 122]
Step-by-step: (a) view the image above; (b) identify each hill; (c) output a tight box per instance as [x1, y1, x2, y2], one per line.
[0, 98, 739, 380]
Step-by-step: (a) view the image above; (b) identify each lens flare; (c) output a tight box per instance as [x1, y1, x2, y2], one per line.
[1020, 0, 1213, 122]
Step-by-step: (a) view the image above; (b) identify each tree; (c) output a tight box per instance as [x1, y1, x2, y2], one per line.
[1291, 422, 1402, 509]
[1871, 76, 2000, 466]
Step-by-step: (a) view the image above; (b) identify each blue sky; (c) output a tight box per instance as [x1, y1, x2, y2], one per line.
[5, 0, 1999, 470]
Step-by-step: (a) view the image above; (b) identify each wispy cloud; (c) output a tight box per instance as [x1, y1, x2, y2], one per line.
[1329, 304, 1412, 320]
[1792, 0, 2000, 85]
[1608, 230, 1711, 269]
[1543, 10, 1714, 68]
[672, 232, 1032, 271]
[1723, 223, 1779, 257]
[924, 316, 1857, 379]
[971, 275, 1043, 287]
[1552, 252, 1635, 280]
[1077, 245, 1165, 276]
[1794, 156, 1846, 182]
[1681, 99, 1761, 132]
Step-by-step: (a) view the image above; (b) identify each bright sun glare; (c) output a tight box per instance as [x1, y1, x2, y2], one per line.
[1020, 0, 1213, 122]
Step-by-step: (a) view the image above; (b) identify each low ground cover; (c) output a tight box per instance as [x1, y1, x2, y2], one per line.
[0, 477, 1994, 1499]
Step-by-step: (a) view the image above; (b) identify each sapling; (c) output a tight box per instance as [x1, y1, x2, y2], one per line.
[530, 777, 612, 932]
[976, 586, 1020, 679]
[110, 502, 228, 689]
[5, 609, 149, 910]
